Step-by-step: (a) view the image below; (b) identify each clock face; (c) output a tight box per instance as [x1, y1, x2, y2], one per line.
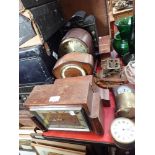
[111, 117, 135, 144]
[117, 85, 132, 95]
[30, 106, 90, 132]
[61, 64, 86, 78]
[60, 38, 88, 55]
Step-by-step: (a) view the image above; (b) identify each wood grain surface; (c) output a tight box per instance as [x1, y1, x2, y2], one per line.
[58, 0, 109, 36]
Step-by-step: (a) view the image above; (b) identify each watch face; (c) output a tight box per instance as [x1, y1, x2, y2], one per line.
[117, 85, 132, 95]
[60, 38, 88, 55]
[30, 106, 90, 132]
[111, 117, 135, 144]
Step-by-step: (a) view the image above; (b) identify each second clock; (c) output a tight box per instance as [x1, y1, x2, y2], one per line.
[59, 28, 93, 57]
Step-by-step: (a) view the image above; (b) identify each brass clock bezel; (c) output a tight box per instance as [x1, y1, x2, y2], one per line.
[30, 106, 90, 132]
[59, 38, 89, 57]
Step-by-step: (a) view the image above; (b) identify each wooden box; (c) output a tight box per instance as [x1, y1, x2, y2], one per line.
[58, 0, 110, 36]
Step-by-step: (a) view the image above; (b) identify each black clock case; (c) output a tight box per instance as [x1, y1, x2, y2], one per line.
[20, 0, 57, 9]
[19, 14, 36, 46]
[19, 45, 56, 87]
[19, 45, 57, 104]
[29, 1, 64, 41]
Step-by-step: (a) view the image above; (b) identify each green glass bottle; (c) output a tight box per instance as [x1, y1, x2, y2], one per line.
[113, 32, 129, 56]
[115, 16, 132, 40]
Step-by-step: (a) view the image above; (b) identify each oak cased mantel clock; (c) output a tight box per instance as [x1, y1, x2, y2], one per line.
[59, 28, 93, 57]
[53, 52, 94, 79]
[24, 75, 104, 135]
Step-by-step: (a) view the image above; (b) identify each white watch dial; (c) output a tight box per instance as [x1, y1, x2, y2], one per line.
[111, 117, 135, 144]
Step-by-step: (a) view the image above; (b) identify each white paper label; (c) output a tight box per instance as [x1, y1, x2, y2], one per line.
[49, 96, 60, 102]
[69, 111, 75, 116]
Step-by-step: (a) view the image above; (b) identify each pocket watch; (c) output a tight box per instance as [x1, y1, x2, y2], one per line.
[59, 28, 93, 57]
[113, 85, 135, 118]
[110, 117, 135, 149]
